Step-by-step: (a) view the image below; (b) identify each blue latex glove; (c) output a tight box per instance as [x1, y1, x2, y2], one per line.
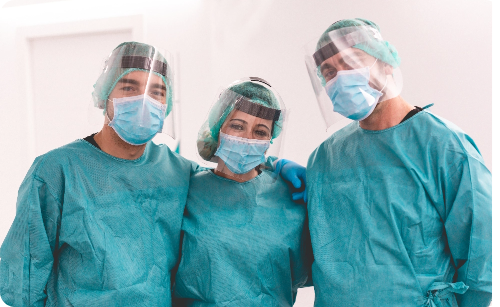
[276, 159, 307, 203]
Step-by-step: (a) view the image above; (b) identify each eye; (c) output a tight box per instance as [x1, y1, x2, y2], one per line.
[121, 86, 136, 92]
[229, 124, 244, 131]
[255, 129, 269, 138]
[150, 90, 165, 97]
[324, 69, 337, 80]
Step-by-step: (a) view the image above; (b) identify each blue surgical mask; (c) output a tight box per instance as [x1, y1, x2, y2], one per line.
[108, 94, 167, 145]
[214, 132, 270, 175]
[325, 60, 385, 121]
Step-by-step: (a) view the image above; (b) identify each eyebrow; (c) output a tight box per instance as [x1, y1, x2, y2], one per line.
[230, 119, 247, 124]
[256, 123, 271, 132]
[320, 62, 334, 73]
[348, 50, 367, 59]
[230, 118, 271, 131]
[150, 83, 167, 91]
[118, 78, 140, 86]
[118, 78, 166, 91]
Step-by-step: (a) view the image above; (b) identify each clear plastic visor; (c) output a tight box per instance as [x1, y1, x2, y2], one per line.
[196, 80, 288, 183]
[88, 46, 176, 141]
[304, 26, 403, 129]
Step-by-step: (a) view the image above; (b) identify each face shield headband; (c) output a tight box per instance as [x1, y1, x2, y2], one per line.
[313, 26, 384, 67]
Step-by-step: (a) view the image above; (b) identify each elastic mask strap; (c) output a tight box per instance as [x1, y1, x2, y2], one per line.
[105, 112, 112, 123]
[369, 58, 378, 70]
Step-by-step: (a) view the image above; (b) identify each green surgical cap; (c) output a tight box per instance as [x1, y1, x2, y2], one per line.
[209, 82, 283, 141]
[197, 81, 283, 161]
[317, 18, 401, 68]
[92, 41, 173, 117]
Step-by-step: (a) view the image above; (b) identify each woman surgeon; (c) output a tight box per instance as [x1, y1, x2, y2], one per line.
[173, 78, 312, 306]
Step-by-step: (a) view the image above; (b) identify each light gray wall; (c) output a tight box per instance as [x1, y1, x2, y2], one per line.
[201, 0, 492, 169]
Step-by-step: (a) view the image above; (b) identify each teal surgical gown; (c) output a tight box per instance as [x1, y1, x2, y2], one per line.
[307, 109, 491, 307]
[0, 140, 197, 306]
[173, 170, 312, 306]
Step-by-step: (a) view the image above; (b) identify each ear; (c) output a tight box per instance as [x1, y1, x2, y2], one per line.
[384, 63, 394, 75]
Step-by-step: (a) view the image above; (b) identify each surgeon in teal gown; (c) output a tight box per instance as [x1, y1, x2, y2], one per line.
[305, 19, 491, 307]
[0, 44, 306, 306]
[1, 139, 198, 306]
[0, 42, 195, 306]
[173, 79, 312, 306]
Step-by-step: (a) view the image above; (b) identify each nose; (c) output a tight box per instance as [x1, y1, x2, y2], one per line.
[242, 129, 253, 139]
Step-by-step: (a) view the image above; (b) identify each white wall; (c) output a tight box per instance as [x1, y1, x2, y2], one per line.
[0, 0, 492, 306]
[203, 0, 492, 168]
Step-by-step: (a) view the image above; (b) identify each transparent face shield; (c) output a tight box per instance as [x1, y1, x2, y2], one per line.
[196, 78, 288, 182]
[304, 26, 403, 129]
[88, 44, 176, 145]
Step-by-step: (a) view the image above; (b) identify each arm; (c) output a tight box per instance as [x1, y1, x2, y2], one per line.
[442, 152, 491, 307]
[0, 169, 61, 306]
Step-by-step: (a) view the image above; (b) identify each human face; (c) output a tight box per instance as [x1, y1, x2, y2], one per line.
[320, 48, 392, 92]
[108, 70, 167, 103]
[220, 109, 273, 141]
[106, 70, 167, 119]
[319, 48, 377, 82]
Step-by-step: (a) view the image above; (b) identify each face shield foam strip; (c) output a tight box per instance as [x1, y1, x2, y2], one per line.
[121, 56, 168, 77]
[234, 98, 281, 121]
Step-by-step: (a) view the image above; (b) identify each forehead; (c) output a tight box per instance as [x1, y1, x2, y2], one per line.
[320, 47, 372, 66]
[226, 110, 273, 127]
[119, 70, 164, 85]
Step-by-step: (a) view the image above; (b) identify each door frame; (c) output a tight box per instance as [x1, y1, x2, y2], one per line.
[16, 14, 143, 160]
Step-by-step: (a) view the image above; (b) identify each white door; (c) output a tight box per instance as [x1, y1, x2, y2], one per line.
[30, 30, 132, 156]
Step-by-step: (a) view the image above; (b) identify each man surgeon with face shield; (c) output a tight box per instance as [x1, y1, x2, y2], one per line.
[0, 42, 196, 306]
[304, 18, 491, 307]
[0, 42, 306, 306]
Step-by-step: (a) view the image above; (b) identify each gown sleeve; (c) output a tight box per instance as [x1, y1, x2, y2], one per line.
[440, 137, 492, 307]
[0, 162, 62, 307]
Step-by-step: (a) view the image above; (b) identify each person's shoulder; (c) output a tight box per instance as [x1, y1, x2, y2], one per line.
[20, 140, 93, 199]
[420, 110, 465, 136]
[45, 138, 95, 156]
[307, 121, 358, 168]
[259, 169, 283, 184]
[148, 142, 198, 171]
[258, 170, 307, 210]
[31, 139, 95, 174]
[418, 111, 483, 160]
[190, 168, 213, 180]
[326, 121, 359, 143]
[187, 169, 220, 195]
